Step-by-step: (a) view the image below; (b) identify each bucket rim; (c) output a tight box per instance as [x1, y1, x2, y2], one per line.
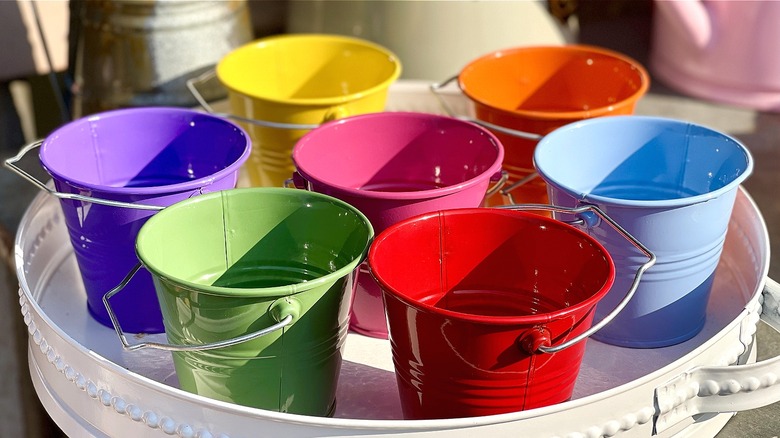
[457, 44, 650, 122]
[292, 112, 505, 200]
[533, 115, 755, 208]
[39, 107, 252, 196]
[368, 208, 616, 325]
[137, 187, 375, 298]
[216, 33, 402, 107]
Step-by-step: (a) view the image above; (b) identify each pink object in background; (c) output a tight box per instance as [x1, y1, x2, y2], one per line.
[651, 0, 780, 111]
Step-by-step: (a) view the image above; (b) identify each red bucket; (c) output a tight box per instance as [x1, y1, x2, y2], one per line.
[368, 208, 616, 419]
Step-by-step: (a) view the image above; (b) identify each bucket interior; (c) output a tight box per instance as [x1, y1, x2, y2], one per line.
[136, 188, 373, 293]
[294, 113, 502, 192]
[459, 46, 648, 115]
[369, 209, 613, 321]
[217, 35, 400, 102]
[40, 108, 249, 191]
[534, 117, 753, 203]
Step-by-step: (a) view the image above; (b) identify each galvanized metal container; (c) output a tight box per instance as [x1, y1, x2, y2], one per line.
[71, 0, 253, 117]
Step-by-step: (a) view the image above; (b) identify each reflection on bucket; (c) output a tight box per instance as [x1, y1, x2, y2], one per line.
[534, 115, 753, 348]
[291, 112, 505, 338]
[451, 44, 649, 206]
[215, 33, 402, 187]
[114, 188, 373, 415]
[368, 208, 615, 419]
[9, 107, 251, 333]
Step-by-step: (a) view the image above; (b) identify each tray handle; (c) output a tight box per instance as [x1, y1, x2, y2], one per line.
[654, 277, 780, 433]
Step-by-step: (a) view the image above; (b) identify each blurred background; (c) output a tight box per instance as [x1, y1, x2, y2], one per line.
[2, 1, 779, 436]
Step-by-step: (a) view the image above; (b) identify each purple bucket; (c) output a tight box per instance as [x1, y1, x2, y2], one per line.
[291, 112, 505, 338]
[36, 107, 251, 333]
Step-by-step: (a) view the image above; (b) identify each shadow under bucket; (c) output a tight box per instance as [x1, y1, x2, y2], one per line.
[291, 112, 505, 339]
[32, 107, 251, 333]
[114, 188, 373, 415]
[534, 115, 753, 348]
[454, 44, 649, 206]
[368, 208, 615, 419]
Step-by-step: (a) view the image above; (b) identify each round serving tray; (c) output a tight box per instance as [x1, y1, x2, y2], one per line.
[13, 82, 780, 438]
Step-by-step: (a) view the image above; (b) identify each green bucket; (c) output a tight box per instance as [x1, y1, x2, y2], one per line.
[108, 187, 374, 415]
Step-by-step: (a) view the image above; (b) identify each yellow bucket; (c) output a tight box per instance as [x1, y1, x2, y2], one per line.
[216, 33, 402, 187]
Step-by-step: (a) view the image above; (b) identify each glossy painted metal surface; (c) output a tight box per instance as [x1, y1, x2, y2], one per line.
[292, 112, 504, 338]
[36, 107, 251, 333]
[535, 115, 753, 348]
[457, 45, 649, 206]
[127, 187, 373, 415]
[216, 34, 402, 187]
[368, 208, 614, 419]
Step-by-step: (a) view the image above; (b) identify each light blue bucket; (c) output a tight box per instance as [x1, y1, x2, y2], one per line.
[534, 115, 753, 348]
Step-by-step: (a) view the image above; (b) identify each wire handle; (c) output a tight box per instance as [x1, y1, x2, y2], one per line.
[185, 69, 321, 130]
[3, 140, 165, 211]
[429, 76, 544, 141]
[288, 170, 509, 199]
[501, 172, 541, 202]
[103, 263, 296, 352]
[497, 203, 656, 354]
[486, 170, 510, 198]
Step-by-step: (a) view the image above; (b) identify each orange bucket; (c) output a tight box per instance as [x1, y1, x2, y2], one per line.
[454, 44, 649, 206]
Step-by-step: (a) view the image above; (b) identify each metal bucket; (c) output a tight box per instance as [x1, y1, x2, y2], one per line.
[71, 0, 253, 117]
[368, 207, 651, 419]
[534, 115, 753, 348]
[433, 44, 649, 207]
[104, 188, 374, 415]
[4, 107, 251, 333]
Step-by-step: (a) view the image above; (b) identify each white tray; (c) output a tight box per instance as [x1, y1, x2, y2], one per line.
[13, 81, 780, 437]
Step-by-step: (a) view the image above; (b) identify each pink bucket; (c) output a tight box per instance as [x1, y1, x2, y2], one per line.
[291, 112, 505, 338]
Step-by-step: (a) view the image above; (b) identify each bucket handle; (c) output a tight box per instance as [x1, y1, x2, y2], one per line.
[430, 76, 544, 142]
[102, 263, 296, 352]
[285, 172, 308, 190]
[485, 170, 510, 198]
[497, 203, 656, 354]
[430, 76, 544, 199]
[285, 169, 510, 198]
[185, 69, 322, 130]
[500, 172, 540, 203]
[3, 140, 165, 211]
